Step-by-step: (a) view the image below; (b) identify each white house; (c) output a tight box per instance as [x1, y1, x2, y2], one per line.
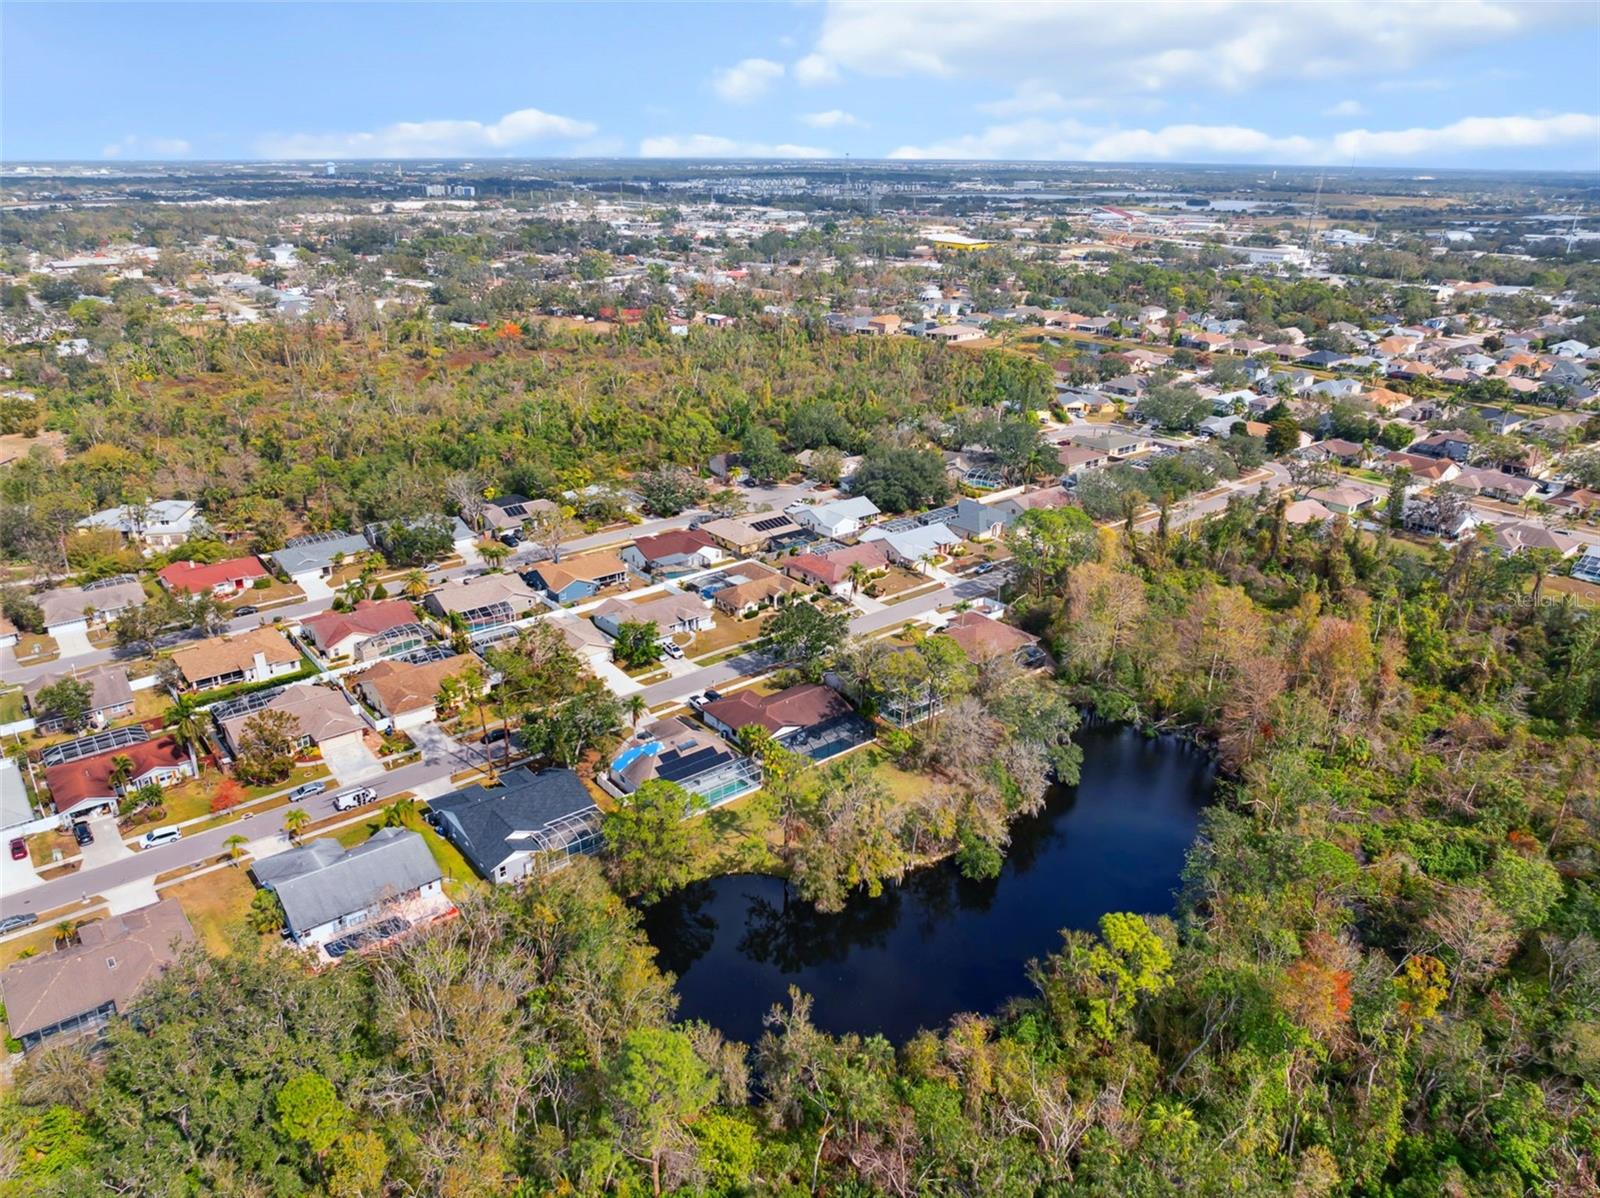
[787, 496, 881, 539]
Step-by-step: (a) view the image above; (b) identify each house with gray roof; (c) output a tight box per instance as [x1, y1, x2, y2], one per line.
[252, 828, 443, 952]
[429, 767, 601, 885]
[268, 530, 372, 587]
[77, 499, 200, 551]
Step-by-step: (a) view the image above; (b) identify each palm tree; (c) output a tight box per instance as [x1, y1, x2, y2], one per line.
[164, 694, 209, 776]
[403, 569, 430, 600]
[283, 807, 310, 842]
[53, 920, 80, 949]
[223, 832, 248, 865]
[846, 561, 871, 598]
[625, 694, 648, 729]
[381, 794, 416, 830]
[108, 754, 136, 795]
[478, 541, 510, 571]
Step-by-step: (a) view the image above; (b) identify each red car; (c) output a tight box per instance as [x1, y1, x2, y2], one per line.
[9, 837, 25, 861]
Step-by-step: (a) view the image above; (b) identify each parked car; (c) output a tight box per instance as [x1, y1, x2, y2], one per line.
[972, 562, 996, 575]
[0, 912, 38, 934]
[73, 822, 94, 847]
[499, 531, 522, 547]
[333, 787, 378, 812]
[234, 604, 259, 617]
[661, 640, 684, 660]
[702, 689, 723, 704]
[482, 728, 508, 745]
[9, 836, 25, 861]
[289, 780, 327, 801]
[140, 826, 181, 849]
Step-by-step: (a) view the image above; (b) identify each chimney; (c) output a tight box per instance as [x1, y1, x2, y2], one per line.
[252, 651, 269, 679]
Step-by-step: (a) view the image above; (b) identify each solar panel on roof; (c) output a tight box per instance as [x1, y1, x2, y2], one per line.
[750, 515, 788, 532]
[41, 724, 150, 767]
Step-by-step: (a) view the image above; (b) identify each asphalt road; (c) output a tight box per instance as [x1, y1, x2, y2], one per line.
[0, 739, 487, 920]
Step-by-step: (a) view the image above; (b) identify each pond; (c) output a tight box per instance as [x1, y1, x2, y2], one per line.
[640, 723, 1216, 1045]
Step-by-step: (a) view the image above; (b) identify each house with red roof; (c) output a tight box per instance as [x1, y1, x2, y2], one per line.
[44, 736, 196, 819]
[157, 555, 268, 597]
[298, 599, 420, 661]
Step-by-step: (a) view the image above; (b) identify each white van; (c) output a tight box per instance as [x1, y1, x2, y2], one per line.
[140, 826, 181, 849]
[332, 787, 378, 812]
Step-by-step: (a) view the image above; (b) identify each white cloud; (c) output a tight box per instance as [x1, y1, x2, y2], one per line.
[103, 134, 191, 158]
[256, 107, 597, 158]
[1322, 99, 1366, 117]
[809, 1, 1588, 97]
[800, 109, 863, 129]
[1332, 112, 1600, 160]
[978, 81, 1070, 116]
[639, 133, 832, 158]
[793, 53, 840, 86]
[711, 57, 785, 103]
[889, 111, 1600, 165]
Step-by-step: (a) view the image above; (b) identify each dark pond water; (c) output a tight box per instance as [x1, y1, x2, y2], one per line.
[640, 724, 1215, 1045]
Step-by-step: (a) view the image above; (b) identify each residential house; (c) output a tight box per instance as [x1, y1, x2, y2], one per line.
[786, 495, 881, 539]
[1489, 521, 1583, 558]
[352, 653, 477, 731]
[364, 515, 479, 565]
[607, 717, 760, 807]
[1057, 443, 1109, 480]
[217, 683, 367, 761]
[1411, 430, 1474, 463]
[620, 529, 725, 576]
[44, 736, 196, 819]
[522, 554, 631, 604]
[1306, 482, 1381, 515]
[252, 829, 445, 953]
[698, 512, 803, 554]
[939, 611, 1046, 667]
[1308, 378, 1363, 401]
[298, 599, 419, 661]
[783, 541, 891, 597]
[481, 494, 557, 534]
[860, 522, 962, 572]
[38, 576, 147, 640]
[591, 593, 714, 640]
[0, 900, 193, 1051]
[1284, 498, 1337, 525]
[23, 664, 134, 733]
[170, 627, 301, 692]
[1453, 467, 1542, 505]
[268, 530, 372, 589]
[425, 572, 541, 629]
[430, 766, 602, 884]
[699, 683, 872, 760]
[924, 324, 985, 345]
[947, 496, 1020, 541]
[1307, 438, 1368, 466]
[712, 564, 805, 616]
[1066, 428, 1153, 459]
[156, 555, 269, 598]
[867, 314, 903, 336]
[77, 499, 200, 551]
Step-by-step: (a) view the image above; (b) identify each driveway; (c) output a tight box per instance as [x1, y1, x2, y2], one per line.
[409, 723, 484, 772]
[298, 574, 335, 602]
[79, 811, 134, 869]
[54, 625, 95, 658]
[322, 736, 382, 784]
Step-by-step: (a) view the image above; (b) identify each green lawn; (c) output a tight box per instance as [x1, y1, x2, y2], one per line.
[0, 689, 23, 723]
[332, 801, 482, 892]
[162, 867, 259, 957]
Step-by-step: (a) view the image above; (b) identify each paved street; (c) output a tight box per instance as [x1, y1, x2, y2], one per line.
[0, 746, 483, 921]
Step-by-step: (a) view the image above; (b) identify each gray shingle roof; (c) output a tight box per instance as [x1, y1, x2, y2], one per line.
[267, 531, 371, 577]
[429, 767, 597, 877]
[254, 829, 440, 935]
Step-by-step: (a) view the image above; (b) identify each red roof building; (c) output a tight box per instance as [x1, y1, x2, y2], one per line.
[44, 736, 195, 817]
[156, 555, 268, 596]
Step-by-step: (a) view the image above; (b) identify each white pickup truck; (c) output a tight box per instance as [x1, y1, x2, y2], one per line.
[332, 787, 378, 812]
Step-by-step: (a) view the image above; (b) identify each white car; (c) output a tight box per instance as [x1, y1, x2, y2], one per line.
[140, 826, 181, 848]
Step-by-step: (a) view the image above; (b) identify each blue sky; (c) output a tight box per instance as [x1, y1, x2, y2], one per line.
[5, 1, 1598, 168]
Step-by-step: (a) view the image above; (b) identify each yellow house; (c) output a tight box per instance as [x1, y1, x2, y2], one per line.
[928, 233, 992, 253]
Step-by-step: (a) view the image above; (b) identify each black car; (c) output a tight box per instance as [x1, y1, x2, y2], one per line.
[482, 728, 508, 745]
[0, 912, 39, 935]
[499, 531, 522, 547]
[72, 822, 94, 847]
[234, 604, 259, 617]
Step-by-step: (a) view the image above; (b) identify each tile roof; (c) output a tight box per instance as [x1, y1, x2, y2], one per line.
[171, 627, 299, 685]
[628, 529, 717, 562]
[300, 599, 417, 651]
[941, 611, 1040, 662]
[156, 555, 268, 593]
[701, 683, 852, 736]
[354, 653, 476, 716]
[44, 736, 190, 812]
